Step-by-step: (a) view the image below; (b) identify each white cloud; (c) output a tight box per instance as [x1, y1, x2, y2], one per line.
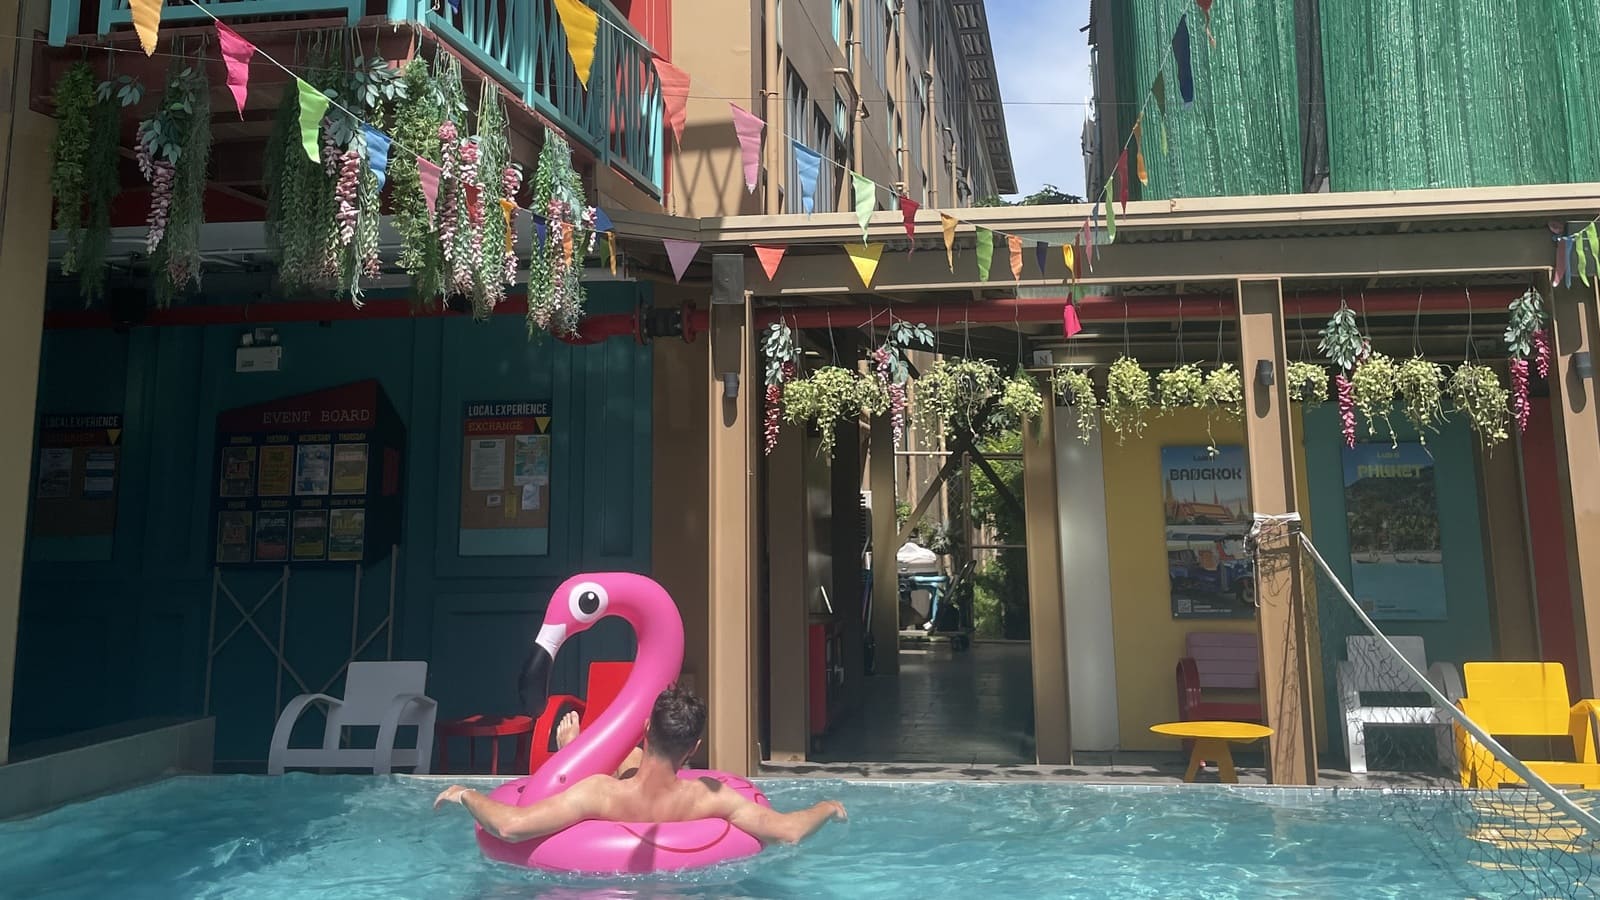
[986, 0, 1094, 200]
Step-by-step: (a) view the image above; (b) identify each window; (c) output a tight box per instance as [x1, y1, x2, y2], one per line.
[863, 3, 887, 90]
[834, 92, 850, 145]
[775, 0, 783, 47]
[831, 0, 841, 43]
[785, 66, 834, 214]
[887, 97, 897, 151]
[844, 5, 854, 70]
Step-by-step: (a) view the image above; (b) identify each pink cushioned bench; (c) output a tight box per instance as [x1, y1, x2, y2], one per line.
[1176, 631, 1263, 723]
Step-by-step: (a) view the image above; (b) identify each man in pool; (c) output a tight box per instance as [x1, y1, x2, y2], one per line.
[433, 685, 847, 845]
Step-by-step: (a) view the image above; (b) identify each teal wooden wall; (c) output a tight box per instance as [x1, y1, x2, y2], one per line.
[13, 285, 654, 765]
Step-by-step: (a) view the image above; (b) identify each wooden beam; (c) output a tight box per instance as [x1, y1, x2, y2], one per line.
[895, 452, 962, 548]
[1235, 278, 1317, 785]
[1021, 386, 1071, 763]
[869, 413, 900, 676]
[706, 299, 758, 775]
[765, 416, 809, 761]
[1548, 281, 1600, 695]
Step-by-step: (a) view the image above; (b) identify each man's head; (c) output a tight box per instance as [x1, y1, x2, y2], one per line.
[643, 684, 706, 768]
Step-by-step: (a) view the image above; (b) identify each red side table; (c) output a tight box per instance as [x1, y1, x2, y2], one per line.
[435, 715, 535, 775]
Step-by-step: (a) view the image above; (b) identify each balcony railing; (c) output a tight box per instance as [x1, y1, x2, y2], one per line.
[48, 0, 664, 197]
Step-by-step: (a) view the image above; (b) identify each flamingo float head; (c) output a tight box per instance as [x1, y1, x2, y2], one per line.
[516, 572, 685, 717]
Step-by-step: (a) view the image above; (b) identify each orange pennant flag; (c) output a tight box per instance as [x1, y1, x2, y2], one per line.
[755, 244, 787, 281]
[940, 214, 958, 272]
[130, 0, 162, 55]
[499, 200, 516, 254]
[561, 223, 574, 266]
[845, 243, 885, 288]
[1133, 121, 1148, 185]
[607, 233, 618, 274]
[1007, 235, 1023, 283]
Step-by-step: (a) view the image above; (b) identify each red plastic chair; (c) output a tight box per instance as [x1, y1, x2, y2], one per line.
[528, 661, 633, 773]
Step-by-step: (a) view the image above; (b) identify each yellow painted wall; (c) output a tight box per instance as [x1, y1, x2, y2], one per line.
[1103, 408, 1321, 752]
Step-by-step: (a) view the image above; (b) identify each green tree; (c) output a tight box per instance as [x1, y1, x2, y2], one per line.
[974, 183, 1084, 208]
[967, 431, 1030, 639]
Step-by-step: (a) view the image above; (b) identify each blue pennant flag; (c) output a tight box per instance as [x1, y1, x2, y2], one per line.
[362, 125, 391, 193]
[793, 140, 822, 215]
[1173, 15, 1195, 106]
[592, 207, 614, 233]
[535, 217, 548, 250]
[1565, 235, 1575, 289]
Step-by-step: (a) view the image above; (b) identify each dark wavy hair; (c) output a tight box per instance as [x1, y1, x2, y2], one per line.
[647, 684, 706, 764]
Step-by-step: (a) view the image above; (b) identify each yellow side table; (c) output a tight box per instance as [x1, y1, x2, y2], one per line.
[1150, 720, 1274, 784]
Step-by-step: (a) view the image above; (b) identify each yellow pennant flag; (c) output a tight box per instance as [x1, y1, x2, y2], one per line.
[607, 233, 618, 274]
[553, 0, 599, 89]
[940, 214, 958, 272]
[499, 200, 516, 254]
[130, 0, 162, 55]
[1133, 122, 1148, 185]
[1063, 244, 1076, 281]
[845, 242, 886, 288]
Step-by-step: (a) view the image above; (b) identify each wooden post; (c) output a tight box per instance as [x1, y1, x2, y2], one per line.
[766, 417, 809, 761]
[1021, 384, 1071, 763]
[1547, 281, 1600, 695]
[869, 413, 900, 675]
[1235, 279, 1317, 785]
[706, 299, 758, 774]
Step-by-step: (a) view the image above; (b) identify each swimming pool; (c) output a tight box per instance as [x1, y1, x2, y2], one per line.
[0, 775, 1585, 898]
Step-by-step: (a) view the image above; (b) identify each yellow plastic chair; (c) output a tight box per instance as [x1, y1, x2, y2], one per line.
[1455, 662, 1600, 789]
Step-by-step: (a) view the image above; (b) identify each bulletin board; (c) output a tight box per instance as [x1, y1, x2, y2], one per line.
[212, 380, 405, 566]
[459, 401, 551, 556]
[32, 413, 123, 540]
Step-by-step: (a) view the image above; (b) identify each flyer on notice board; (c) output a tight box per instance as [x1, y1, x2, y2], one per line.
[220, 446, 257, 497]
[332, 444, 369, 495]
[294, 444, 332, 496]
[328, 508, 366, 561]
[217, 510, 253, 563]
[257, 445, 294, 496]
[292, 509, 329, 560]
[254, 510, 290, 561]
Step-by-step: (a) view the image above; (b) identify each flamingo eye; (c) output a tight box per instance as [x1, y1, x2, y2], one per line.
[568, 582, 608, 623]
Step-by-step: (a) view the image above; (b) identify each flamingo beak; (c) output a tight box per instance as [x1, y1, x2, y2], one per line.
[517, 623, 567, 715]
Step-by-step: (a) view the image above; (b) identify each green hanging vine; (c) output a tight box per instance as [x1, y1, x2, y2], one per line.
[1350, 351, 1399, 445]
[390, 58, 449, 305]
[265, 48, 342, 295]
[1449, 362, 1510, 449]
[50, 63, 95, 275]
[781, 366, 864, 458]
[1395, 356, 1447, 445]
[528, 128, 590, 336]
[913, 358, 1003, 437]
[1286, 361, 1329, 406]
[1049, 367, 1100, 442]
[137, 57, 211, 305]
[1103, 356, 1152, 444]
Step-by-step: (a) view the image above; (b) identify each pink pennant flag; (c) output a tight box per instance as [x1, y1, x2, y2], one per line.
[755, 244, 786, 281]
[663, 238, 701, 283]
[654, 57, 691, 146]
[417, 157, 442, 224]
[216, 22, 255, 118]
[1063, 303, 1083, 338]
[899, 195, 919, 250]
[1081, 219, 1094, 270]
[730, 104, 765, 193]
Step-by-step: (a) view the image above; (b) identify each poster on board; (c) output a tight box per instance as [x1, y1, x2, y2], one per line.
[1343, 442, 1446, 620]
[32, 414, 123, 550]
[1161, 445, 1255, 619]
[460, 401, 551, 556]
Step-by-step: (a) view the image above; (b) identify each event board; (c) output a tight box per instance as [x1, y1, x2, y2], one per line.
[212, 381, 404, 566]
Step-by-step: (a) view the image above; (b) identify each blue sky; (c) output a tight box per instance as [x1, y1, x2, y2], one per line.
[986, 0, 1093, 200]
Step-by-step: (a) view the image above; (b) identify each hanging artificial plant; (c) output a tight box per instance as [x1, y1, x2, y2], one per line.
[993, 370, 1044, 430]
[762, 322, 801, 455]
[1103, 356, 1152, 444]
[869, 321, 934, 444]
[1286, 361, 1329, 406]
[266, 51, 340, 294]
[326, 56, 404, 305]
[782, 366, 867, 458]
[913, 358, 1003, 437]
[50, 63, 95, 275]
[390, 58, 451, 304]
[1449, 362, 1510, 449]
[1395, 356, 1447, 445]
[1049, 367, 1099, 442]
[1156, 363, 1206, 412]
[528, 127, 591, 336]
[137, 57, 211, 305]
[1318, 305, 1366, 448]
[1350, 351, 1398, 445]
[1504, 287, 1550, 434]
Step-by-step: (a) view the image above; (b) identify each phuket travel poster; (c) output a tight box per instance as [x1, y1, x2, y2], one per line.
[1342, 442, 1446, 620]
[1161, 445, 1254, 618]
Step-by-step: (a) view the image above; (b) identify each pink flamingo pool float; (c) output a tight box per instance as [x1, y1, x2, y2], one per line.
[475, 572, 770, 874]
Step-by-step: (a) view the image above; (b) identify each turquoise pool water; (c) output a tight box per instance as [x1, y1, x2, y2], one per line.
[0, 776, 1584, 898]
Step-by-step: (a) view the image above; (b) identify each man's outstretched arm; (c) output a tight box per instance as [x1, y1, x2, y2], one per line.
[702, 784, 847, 845]
[434, 778, 606, 843]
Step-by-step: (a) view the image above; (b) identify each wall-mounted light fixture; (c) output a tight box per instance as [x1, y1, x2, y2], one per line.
[1255, 359, 1275, 388]
[721, 372, 740, 400]
[1576, 351, 1595, 381]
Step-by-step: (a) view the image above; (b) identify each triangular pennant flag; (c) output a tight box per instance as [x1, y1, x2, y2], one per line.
[663, 238, 700, 283]
[1587, 225, 1600, 282]
[592, 207, 614, 233]
[535, 217, 548, 249]
[1115, 150, 1130, 213]
[553, 0, 599, 88]
[975, 228, 994, 281]
[1081, 219, 1094, 270]
[792, 140, 822, 214]
[899, 195, 920, 249]
[1173, 16, 1195, 106]
[1104, 181, 1117, 243]
[852, 172, 876, 242]
[941, 214, 958, 272]
[499, 199, 516, 254]
[216, 22, 254, 118]
[106, 428, 122, 445]
[844, 243, 885, 288]
[295, 78, 329, 163]
[1133, 122, 1148, 185]
[1063, 303, 1083, 338]
[1553, 235, 1567, 287]
[1064, 243, 1076, 281]
[562, 221, 575, 266]
[1153, 72, 1167, 117]
[1579, 230, 1593, 288]
[607, 233, 618, 274]
[417, 156, 442, 223]
[362, 126, 391, 192]
[130, 0, 161, 56]
[1007, 235, 1023, 283]
[1035, 241, 1048, 276]
[1565, 236, 1575, 289]
[731, 104, 765, 193]
[653, 57, 691, 145]
[755, 244, 786, 281]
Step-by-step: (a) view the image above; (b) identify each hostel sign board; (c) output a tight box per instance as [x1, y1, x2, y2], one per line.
[212, 380, 405, 566]
[1161, 445, 1254, 619]
[32, 413, 123, 542]
[459, 401, 551, 557]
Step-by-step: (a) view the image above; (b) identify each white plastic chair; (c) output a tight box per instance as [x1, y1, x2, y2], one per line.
[1338, 635, 1464, 774]
[268, 661, 437, 775]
